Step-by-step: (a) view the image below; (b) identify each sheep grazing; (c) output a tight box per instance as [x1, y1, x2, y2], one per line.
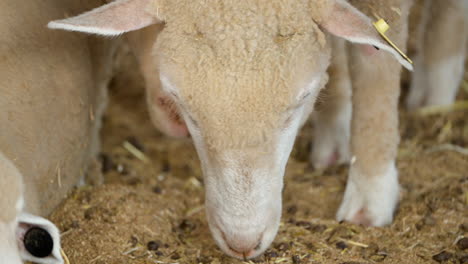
[0, 0, 117, 263]
[49, 0, 413, 259]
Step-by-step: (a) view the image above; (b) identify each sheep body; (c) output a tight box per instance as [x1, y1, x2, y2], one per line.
[0, 0, 117, 263]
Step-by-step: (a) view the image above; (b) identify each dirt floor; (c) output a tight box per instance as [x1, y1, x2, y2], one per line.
[50, 43, 468, 264]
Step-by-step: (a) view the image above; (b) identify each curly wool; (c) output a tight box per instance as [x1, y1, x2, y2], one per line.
[148, 0, 333, 149]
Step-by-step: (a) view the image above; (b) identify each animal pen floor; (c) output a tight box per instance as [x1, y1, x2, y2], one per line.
[50, 45, 468, 264]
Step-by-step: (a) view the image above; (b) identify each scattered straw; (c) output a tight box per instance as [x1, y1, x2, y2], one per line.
[89, 107, 95, 121]
[453, 235, 466, 246]
[391, 6, 402, 16]
[143, 225, 157, 236]
[426, 143, 468, 156]
[123, 141, 149, 163]
[338, 238, 369, 248]
[408, 241, 420, 250]
[189, 177, 202, 188]
[60, 229, 73, 237]
[417, 100, 468, 116]
[61, 249, 70, 264]
[56, 164, 62, 188]
[185, 205, 204, 217]
[437, 121, 452, 143]
[414, 172, 460, 198]
[462, 80, 468, 94]
[122, 247, 140, 255]
[127, 251, 148, 259]
[89, 255, 102, 263]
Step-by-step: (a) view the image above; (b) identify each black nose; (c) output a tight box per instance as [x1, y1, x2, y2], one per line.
[24, 227, 54, 258]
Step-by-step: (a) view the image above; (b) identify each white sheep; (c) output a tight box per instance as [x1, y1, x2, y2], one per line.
[407, 0, 468, 109]
[0, 151, 62, 264]
[48, 0, 412, 259]
[0, 0, 117, 262]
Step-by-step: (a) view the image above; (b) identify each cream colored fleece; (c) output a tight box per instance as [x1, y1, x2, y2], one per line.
[148, 0, 334, 149]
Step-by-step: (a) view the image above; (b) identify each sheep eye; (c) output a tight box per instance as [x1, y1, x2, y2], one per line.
[170, 91, 179, 99]
[186, 113, 199, 128]
[24, 227, 54, 258]
[300, 91, 312, 101]
[283, 109, 298, 128]
[284, 115, 293, 127]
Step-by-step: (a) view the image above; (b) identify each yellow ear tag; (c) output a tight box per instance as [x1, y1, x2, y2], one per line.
[373, 19, 413, 64]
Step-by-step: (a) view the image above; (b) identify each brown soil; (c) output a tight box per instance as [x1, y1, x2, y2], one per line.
[50, 44, 468, 264]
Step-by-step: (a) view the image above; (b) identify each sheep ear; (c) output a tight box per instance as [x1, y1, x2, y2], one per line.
[314, 0, 413, 70]
[48, 0, 162, 36]
[17, 213, 64, 264]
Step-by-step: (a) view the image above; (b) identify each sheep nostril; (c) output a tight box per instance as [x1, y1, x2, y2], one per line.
[24, 227, 54, 258]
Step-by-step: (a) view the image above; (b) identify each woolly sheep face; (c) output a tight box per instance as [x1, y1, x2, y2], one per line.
[48, 0, 411, 259]
[149, 4, 330, 256]
[155, 18, 330, 257]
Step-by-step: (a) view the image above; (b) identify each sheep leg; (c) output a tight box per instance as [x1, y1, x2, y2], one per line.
[311, 37, 352, 169]
[336, 40, 404, 226]
[407, 0, 468, 109]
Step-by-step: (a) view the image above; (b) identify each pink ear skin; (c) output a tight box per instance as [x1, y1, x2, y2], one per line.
[361, 45, 380, 56]
[316, 0, 413, 71]
[157, 97, 189, 138]
[154, 96, 189, 138]
[320, 0, 379, 41]
[168, 121, 190, 138]
[47, 0, 160, 36]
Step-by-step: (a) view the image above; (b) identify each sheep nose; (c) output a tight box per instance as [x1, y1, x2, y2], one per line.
[223, 232, 262, 259]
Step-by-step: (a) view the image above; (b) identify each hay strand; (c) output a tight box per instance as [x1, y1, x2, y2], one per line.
[123, 141, 149, 163]
[338, 238, 369, 248]
[61, 249, 71, 264]
[462, 80, 468, 94]
[426, 143, 468, 156]
[417, 100, 468, 116]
